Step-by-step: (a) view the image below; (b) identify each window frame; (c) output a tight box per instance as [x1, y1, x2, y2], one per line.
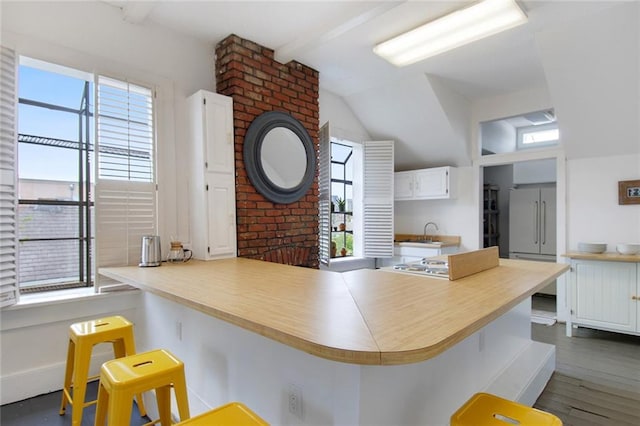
[516, 122, 559, 151]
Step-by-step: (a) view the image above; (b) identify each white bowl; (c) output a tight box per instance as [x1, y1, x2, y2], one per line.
[616, 243, 640, 255]
[578, 242, 607, 253]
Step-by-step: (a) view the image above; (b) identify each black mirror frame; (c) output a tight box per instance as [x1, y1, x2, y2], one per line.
[243, 111, 316, 204]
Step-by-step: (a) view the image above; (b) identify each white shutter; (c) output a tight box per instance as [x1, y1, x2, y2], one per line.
[0, 46, 19, 307]
[318, 122, 331, 265]
[363, 140, 394, 258]
[95, 76, 156, 289]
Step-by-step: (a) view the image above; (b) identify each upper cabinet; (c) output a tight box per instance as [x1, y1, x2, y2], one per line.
[394, 166, 457, 200]
[187, 90, 237, 260]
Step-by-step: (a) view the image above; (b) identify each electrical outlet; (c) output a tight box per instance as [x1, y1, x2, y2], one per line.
[288, 383, 303, 419]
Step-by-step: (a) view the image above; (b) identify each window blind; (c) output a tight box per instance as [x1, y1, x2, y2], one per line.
[362, 141, 394, 258]
[318, 122, 331, 265]
[0, 46, 19, 307]
[95, 76, 156, 290]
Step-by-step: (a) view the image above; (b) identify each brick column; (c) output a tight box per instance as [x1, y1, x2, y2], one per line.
[215, 34, 319, 268]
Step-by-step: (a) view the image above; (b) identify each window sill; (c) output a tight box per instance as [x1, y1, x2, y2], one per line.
[321, 256, 375, 272]
[7, 286, 140, 310]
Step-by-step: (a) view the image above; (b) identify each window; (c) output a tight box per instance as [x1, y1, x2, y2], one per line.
[330, 140, 354, 258]
[0, 54, 156, 300]
[517, 123, 559, 150]
[318, 122, 394, 266]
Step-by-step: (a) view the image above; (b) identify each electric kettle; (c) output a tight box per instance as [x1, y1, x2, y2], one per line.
[140, 235, 162, 267]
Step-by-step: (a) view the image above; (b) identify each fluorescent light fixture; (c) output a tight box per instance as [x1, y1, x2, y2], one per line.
[373, 0, 528, 66]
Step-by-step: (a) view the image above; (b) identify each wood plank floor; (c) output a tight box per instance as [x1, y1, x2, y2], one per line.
[532, 295, 640, 425]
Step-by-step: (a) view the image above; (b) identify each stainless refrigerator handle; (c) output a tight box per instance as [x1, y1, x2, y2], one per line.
[534, 201, 539, 244]
[542, 201, 547, 245]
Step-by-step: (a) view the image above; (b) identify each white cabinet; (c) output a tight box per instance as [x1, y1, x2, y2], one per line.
[567, 259, 638, 336]
[394, 167, 456, 200]
[187, 90, 236, 260]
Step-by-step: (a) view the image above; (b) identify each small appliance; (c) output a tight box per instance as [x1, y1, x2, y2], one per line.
[140, 235, 162, 267]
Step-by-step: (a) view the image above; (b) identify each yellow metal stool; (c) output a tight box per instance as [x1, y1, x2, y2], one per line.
[451, 393, 562, 425]
[176, 402, 269, 425]
[95, 348, 190, 426]
[59, 315, 146, 426]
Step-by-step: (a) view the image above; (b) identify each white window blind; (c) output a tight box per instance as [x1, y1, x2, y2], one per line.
[95, 76, 156, 289]
[362, 141, 394, 258]
[0, 46, 19, 307]
[318, 122, 331, 265]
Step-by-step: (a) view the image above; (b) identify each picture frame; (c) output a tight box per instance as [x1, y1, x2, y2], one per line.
[618, 179, 640, 205]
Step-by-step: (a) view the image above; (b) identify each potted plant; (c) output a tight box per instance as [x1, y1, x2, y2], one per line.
[336, 197, 346, 212]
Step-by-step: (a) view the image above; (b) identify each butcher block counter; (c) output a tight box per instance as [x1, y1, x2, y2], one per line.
[100, 257, 567, 366]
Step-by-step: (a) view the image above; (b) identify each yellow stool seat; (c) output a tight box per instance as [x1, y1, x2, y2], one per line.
[176, 402, 269, 425]
[59, 315, 146, 426]
[451, 393, 562, 426]
[95, 348, 190, 426]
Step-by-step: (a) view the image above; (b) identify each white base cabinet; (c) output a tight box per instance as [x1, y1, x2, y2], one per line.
[567, 258, 639, 336]
[394, 166, 456, 200]
[187, 90, 237, 260]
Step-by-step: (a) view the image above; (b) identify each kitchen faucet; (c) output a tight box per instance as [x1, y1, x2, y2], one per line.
[423, 222, 438, 242]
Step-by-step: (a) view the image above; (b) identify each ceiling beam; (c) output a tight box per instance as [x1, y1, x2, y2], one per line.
[274, 1, 405, 64]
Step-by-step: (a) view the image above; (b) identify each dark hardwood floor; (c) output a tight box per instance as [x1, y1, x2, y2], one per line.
[532, 295, 640, 425]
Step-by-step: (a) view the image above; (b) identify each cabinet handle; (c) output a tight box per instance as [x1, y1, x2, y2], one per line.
[633, 295, 638, 301]
[542, 201, 547, 245]
[534, 201, 539, 244]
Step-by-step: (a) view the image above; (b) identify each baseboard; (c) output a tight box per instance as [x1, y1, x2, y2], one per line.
[0, 351, 113, 405]
[484, 340, 555, 406]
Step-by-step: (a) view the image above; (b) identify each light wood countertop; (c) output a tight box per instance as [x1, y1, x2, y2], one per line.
[100, 257, 568, 366]
[563, 252, 640, 262]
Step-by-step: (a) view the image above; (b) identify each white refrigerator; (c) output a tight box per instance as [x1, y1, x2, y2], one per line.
[509, 186, 557, 293]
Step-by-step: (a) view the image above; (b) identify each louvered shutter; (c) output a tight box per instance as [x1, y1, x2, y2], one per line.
[0, 46, 19, 307]
[362, 140, 394, 258]
[95, 76, 156, 290]
[318, 122, 331, 265]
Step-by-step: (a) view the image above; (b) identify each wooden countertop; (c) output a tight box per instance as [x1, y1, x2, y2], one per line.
[100, 258, 568, 366]
[563, 252, 640, 262]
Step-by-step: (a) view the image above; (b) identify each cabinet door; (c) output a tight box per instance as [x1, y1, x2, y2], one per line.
[509, 187, 540, 254]
[394, 171, 414, 200]
[206, 173, 237, 258]
[540, 187, 556, 255]
[414, 167, 449, 199]
[203, 92, 234, 174]
[572, 260, 636, 333]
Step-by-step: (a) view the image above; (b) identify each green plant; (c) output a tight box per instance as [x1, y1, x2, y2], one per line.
[336, 197, 346, 212]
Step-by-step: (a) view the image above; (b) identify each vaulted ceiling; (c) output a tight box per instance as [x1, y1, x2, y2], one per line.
[102, 1, 636, 169]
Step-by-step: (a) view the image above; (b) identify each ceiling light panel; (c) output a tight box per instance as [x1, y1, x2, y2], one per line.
[374, 0, 528, 66]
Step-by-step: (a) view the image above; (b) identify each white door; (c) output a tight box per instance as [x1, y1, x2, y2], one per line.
[414, 168, 448, 199]
[204, 92, 234, 174]
[394, 171, 414, 200]
[509, 187, 541, 254]
[206, 173, 237, 258]
[573, 260, 636, 333]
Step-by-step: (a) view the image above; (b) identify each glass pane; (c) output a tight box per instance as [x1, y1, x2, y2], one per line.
[18, 65, 87, 110]
[18, 239, 80, 288]
[19, 145, 80, 193]
[18, 104, 85, 142]
[18, 204, 80, 239]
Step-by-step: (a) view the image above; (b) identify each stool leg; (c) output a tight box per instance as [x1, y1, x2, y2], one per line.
[173, 371, 191, 421]
[106, 389, 133, 426]
[59, 338, 75, 415]
[114, 334, 148, 417]
[94, 380, 108, 426]
[156, 385, 173, 426]
[70, 339, 91, 426]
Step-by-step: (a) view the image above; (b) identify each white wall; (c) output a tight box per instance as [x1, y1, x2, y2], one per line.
[567, 154, 640, 249]
[319, 89, 371, 143]
[394, 167, 478, 252]
[1, 0, 215, 248]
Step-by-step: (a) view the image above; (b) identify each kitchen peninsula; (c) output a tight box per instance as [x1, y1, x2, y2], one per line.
[101, 257, 568, 425]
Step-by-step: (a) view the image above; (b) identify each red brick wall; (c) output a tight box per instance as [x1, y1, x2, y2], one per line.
[215, 34, 319, 268]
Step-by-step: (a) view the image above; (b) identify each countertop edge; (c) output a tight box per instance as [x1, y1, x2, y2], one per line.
[562, 252, 640, 262]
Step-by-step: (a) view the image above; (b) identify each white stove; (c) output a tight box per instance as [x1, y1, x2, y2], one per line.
[384, 258, 450, 279]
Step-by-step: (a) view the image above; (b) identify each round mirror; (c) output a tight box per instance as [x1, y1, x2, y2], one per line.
[260, 127, 307, 189]
[244, 111, 316, 204]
